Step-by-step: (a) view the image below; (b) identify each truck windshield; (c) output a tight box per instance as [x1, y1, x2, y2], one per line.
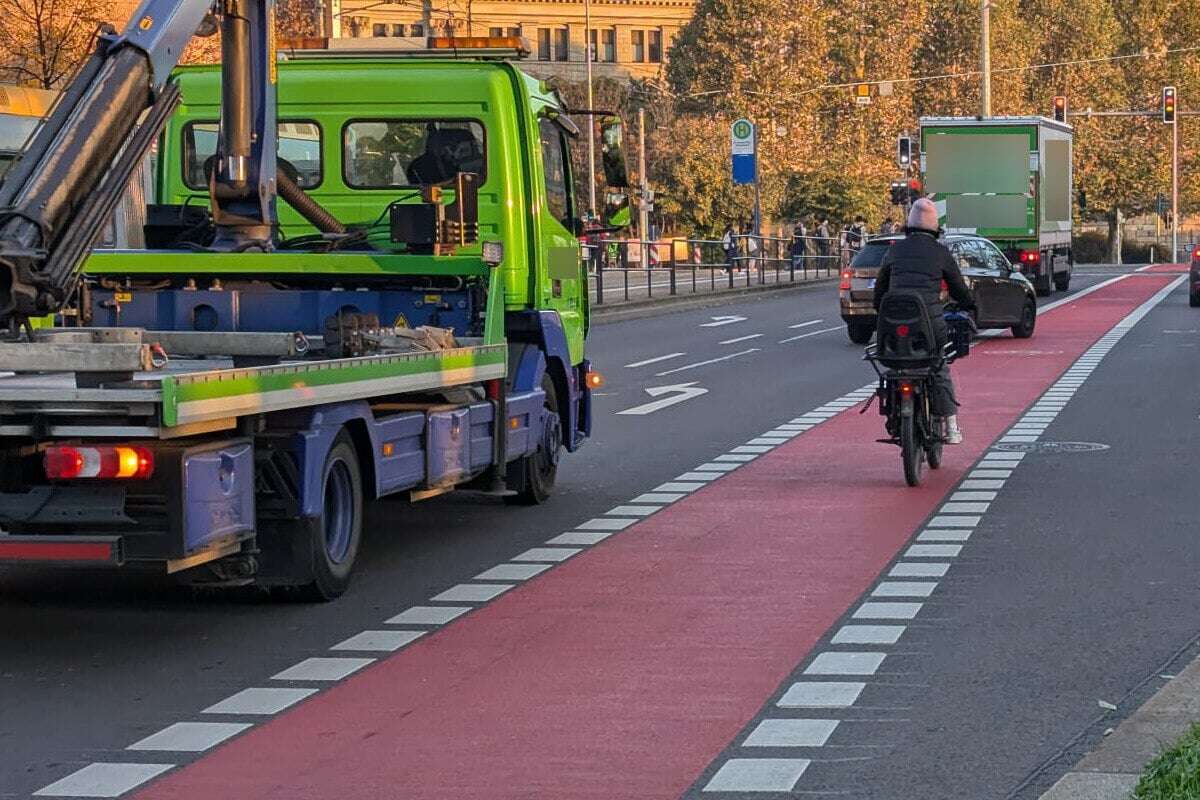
[343, 120, 485, 188]
[183, 120, 323, 189]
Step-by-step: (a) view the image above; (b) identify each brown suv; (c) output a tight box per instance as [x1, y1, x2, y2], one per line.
[839, 234, 1039, 344]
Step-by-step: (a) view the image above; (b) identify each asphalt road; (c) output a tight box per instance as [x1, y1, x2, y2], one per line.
[3, 267, 1183, 800]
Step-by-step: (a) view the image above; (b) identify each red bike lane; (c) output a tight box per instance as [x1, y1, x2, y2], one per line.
[132, 275, 1174, 800]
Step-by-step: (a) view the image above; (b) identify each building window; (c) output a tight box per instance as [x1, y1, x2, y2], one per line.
[392, 23, 406, 36]
[602, 29, 615, 62]
[648, 29, 662, 63]
[589, 29, 597, 62]
[372, 22, 387, 37]
[553, 27, 568, 61]
[348, 16, 369, 37]
[631, 30, 645, 62]
[507, 26, 520, 37]
[537, 28, 551, 61]
[411, 22, 424, 36]
[489, 26, 502, 37]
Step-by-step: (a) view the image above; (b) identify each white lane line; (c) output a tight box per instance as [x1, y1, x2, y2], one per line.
[961, 479, 1005, 490]
[546, 531, 613, 546]
[778, 681, 865, 708]
[656, 481, 707, 491]
[1039, 274, 1129, 313]
[128, 721, 251, 752]
[475, 563, 553, 581]
[890, 562, 950, 577]
[778, 325, 842, 344]
[731, 445, 773, 454]
[917, 528, 972, 542]
[803, 651, 886, 675]
[748, 437, 790, 445]
[623, 352, 685, 368]
[832, 624, 906, 645]
[743, 718, 840, 747]
[430, 583, 514, 602]
[695, 462, 740, 472]
[872, 581, 937, 598]
[927, 515, 981, 527]
[512, 547, 580, 562]
[578, 518, 637, 530]
[202, 687, 318, 715]
[331, 630, 426, 652]
[969, 469, 1013, 479]
[271, 657, 374, 682]
[951, 491, 997, 501]
[631, 492, 686, 503]
[788, 319, 825, 329]
[605, 505, 660, 517]
[655, 348, 760, 376]
[940, 502, 990, 513]
[703, 759, 811, 793]
[385, 606, 471, 626]
[720, 333, 764, 345]
[906, 544, 963, 558]
[34, 763, 175, 798]
[674, 472, 721, 481]
[715, 453, 759, 462]
[853, 602, 922, 620]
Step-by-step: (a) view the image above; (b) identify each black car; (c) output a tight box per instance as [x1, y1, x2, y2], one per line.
[839, 233, 1038, 343]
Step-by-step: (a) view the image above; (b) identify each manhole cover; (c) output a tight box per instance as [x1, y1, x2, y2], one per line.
[994, 441, 1110, 454]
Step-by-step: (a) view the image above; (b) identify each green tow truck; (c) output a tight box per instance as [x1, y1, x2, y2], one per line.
[920, 116, 1073, 295]
[0, 32, 629, 599]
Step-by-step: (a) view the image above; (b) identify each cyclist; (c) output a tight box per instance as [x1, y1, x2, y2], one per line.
[872, 198, 974, 444]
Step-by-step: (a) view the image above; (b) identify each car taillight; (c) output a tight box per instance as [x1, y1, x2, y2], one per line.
[44, 446, 154, 480]
[1192, 244, 1200, 260]
[840, 270, 852, 290]
[900, 382, 913, 395]
[1019, 249, 1040, 265]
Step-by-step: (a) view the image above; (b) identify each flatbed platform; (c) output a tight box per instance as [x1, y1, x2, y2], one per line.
[0, 339, 506, 437]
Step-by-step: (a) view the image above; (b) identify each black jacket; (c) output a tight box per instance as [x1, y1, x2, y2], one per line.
[873, 229, 974, 313]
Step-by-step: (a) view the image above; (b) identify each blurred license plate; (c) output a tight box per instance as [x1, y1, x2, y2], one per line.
[866, 279, 876, 288]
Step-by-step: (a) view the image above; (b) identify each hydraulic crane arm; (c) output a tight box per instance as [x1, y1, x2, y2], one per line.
[0, 0, 277, 331]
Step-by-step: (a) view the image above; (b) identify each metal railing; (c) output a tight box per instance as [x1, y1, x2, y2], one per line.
[586, 234, 855, 305]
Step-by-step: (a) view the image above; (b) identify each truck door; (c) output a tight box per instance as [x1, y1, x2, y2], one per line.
[535, 118, 584, 355]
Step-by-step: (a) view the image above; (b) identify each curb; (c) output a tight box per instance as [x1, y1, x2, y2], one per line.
[1039, 652, 1200, 799]
[590, 276, 837, 324]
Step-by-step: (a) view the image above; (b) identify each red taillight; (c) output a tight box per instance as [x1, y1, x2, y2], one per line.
[1191, 244, 1200, 260]
[840, 270, 852, 290]
[1019, 249, 1040, 264]
[896, 324, 910, 337]
[44, 446, 154, 480]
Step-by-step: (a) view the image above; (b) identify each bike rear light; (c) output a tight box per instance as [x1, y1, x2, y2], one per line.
[839, 270, 852, 290]
[896, 324, 910, 337]
[44, 446, 154, 480]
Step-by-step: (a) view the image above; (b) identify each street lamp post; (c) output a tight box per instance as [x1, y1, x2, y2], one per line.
[584, 0, 596, 219]
[980, 0, 992, 117]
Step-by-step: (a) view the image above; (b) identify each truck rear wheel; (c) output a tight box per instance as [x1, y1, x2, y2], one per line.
[506, 375, 561, 505]
[299, 433, 363, 601]
[847, 322, 874, 345]
[1035, 269, 1054, 297]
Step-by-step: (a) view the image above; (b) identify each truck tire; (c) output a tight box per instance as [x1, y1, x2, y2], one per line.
[298, 432, 363, 601]
[1035, 268, 1053, 297]
[1054, 258, 1071, 292]
[506, 375, 561, 505]
[847, 323, 874, 345]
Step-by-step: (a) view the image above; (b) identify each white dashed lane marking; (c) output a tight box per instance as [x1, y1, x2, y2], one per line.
[331, 630, 426, 652]
[33, 763, 176, 798]
[832, 625, 906, 645]
[127, 721, 251, 752]
[703, 758, 811, 793]
[853, 602, 923, 620]
[201, 687, 318, 715]
[430, 583, 514, 603]
[778, 681, 866, 708]
[271, 657, 374, 682]
[385, 606, 470, 625]
[743, 719, 839, 747]
[890, 562, 950, 578]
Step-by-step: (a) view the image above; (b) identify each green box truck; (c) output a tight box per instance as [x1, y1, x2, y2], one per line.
[920, 116, 1073, 295]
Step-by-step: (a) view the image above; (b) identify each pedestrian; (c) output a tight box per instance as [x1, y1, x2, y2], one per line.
[791, 218, 807, 271]
[879, 217, 896, 236]
[847, 215, 868, 255]
[743, 222, 759, 274]
[721, 222, 736, 273]
[816, 216, 831, 272]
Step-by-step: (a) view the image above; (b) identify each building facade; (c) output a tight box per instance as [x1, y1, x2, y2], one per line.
[325, 0, 694, 82]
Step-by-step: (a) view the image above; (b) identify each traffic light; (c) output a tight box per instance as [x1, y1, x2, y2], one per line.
[889, 181, 906, 205]
[1052, 95, 1067, 123]
[1163, 86, 1177, 124]
[897, 135, 912, 168]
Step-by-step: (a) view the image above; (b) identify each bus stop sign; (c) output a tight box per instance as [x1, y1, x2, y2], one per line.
[731, 118, 756, 185]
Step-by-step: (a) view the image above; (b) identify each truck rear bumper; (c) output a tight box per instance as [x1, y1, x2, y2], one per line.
[0, 534, 123, 566]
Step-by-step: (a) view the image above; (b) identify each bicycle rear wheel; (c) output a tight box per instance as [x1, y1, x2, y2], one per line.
[901, 415, 923, 486]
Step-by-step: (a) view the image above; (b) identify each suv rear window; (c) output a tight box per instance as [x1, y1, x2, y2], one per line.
[850, 241, 893, 268]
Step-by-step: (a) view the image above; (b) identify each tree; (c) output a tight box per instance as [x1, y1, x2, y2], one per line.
[0, 0, 114, 88]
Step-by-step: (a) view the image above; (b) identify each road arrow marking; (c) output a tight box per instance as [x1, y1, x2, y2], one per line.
[700, 315, 747, 327]
[616, 382, 709, 415]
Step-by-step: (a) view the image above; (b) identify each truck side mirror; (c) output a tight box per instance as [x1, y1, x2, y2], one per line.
[599, 117, 629, 189]
[603, 190, 631, 229]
